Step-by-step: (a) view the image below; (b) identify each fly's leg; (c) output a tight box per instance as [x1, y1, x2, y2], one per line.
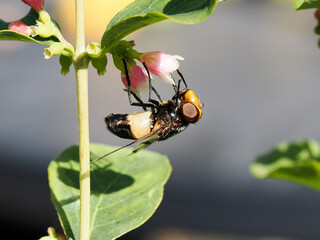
[123, 59, 159, 110]
[151, 86, 163, 102]
[142, 62, 153, 102]
[177, 69, 188, 89]
[142, 62, 163, 103]
[124, 89, 158, 110]
[173, 69, 188, 104]
[122, 58, 134, 105]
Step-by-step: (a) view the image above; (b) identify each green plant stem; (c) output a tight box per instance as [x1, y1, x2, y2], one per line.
[74, 0, 90, 239]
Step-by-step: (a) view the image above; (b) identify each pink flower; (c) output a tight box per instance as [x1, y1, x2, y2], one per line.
[140, 51, 184, 85]
[22, 0, 44, 11]
[8, 21, 31, 36]
[121, 65, 149, 93]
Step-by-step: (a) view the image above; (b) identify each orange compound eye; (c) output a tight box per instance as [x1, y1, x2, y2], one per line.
[184, 89, 199, 104]
[183, 89, 202, 120]
[181, 101, 200, 123]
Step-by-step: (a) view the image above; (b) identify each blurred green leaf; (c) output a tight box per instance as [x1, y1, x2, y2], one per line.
[0, 8, 60, 45]
[101, 0, 217, 53]
[294, 0, 320, 10]
[48, 144, 171, 240]
[251, 139, 320, 191]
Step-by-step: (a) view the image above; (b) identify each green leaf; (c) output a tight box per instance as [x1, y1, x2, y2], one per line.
[101, 0, 217, 53]
[294, 0, 320, 10]
[250, 139, 320, 191]
[48, 144, 171, 240]
[0, 8, 59, 45]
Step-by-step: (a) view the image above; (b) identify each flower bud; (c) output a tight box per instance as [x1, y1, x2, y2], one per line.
[8, 21, 31, 36]
[121, 65, 150, 93]
[30, 21, 56, 38]
[86, 42, 103, 58]
[140, 51, 184, 85]
[44, 42, 64, 59]
[22, 0, 44, 12]
[39, 10, 50, 23]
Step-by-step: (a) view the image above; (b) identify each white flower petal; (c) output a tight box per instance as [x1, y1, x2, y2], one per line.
[173, 55, 184, 61]
[158, 72, 175, 85]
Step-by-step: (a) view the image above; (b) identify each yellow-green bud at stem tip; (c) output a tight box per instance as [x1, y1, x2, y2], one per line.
[39, 10, 51, 23]
[44, 42, 64, 59]
[86, 42, 102, 58]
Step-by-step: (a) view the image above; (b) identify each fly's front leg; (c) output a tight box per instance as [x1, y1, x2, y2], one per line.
[173, 69, 188, 104]
[177, 69, 187, 89]
[142, 62, 163, 104]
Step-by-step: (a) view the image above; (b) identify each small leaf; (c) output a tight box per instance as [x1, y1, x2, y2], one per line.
[48, 144, 171, 240]
[294, 0, 320, 10]
[101, 0, 217, 53]
[91, 55, 108, 76]
[0, 8, 60, 45]
[59, 55, 73, 76]
[251, 139, 320, 191]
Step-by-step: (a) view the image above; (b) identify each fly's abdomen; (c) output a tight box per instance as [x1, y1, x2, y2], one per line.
[105, 113, 134, 139]
[105, 111, 153, 140]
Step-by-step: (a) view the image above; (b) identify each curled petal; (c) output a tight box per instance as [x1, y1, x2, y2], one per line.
[140, 51, 183, 84]
[173, 55, 184, 61]
[158, 72, 175, 85]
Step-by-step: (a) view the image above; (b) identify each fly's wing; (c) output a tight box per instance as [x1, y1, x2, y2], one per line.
[91, 124, 166, 164]
[132, 130, 159, 154]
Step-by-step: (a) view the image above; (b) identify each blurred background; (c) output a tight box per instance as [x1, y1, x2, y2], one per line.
[1, 0, 320, 239]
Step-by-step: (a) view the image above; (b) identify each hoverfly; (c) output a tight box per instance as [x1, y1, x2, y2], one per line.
[91, 59, 202, 163]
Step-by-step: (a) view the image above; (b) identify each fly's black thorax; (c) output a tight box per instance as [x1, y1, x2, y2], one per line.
[152, 100, 189, 141]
